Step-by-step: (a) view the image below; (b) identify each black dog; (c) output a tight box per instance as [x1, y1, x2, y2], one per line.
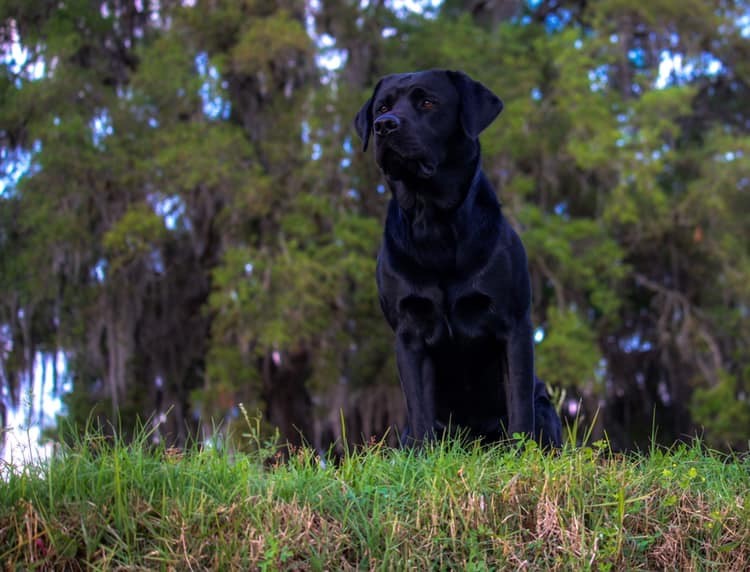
[355, 70, 562, 448]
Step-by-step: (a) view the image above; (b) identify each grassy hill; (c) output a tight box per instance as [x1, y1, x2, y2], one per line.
[1, 424, 749, 570]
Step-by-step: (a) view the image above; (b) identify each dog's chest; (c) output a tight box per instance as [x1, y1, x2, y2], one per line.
[379, 185, 524, 346]
[408, 201, 459, 269]
[447, 284, 509, 340]
[380, 249, 516, 347]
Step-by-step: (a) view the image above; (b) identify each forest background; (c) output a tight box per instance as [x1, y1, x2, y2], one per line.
[1, 0, 749, 457]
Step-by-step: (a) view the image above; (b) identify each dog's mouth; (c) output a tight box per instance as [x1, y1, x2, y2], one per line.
[377, 147, 436, 180]
[416, 160, 436, 178]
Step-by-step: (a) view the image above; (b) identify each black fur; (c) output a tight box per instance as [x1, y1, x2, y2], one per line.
[355, 70, 562, 448]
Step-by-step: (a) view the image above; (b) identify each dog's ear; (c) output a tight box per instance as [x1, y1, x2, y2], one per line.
[354, 79, 383, 152]
[447, 70, 504, 138]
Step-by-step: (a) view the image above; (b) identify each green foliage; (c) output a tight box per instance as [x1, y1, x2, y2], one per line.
[231, 11, 312, 76]
[3, 0, 750, 451]
[103, 205, 167, 271]
[536, 307, 603, 391]
[522, 206, 628, 322]
[151, 123, 254, 204]
[207, 190, 384, 397]
[691, 371, 750, 450]
[131, 32, 203, 116]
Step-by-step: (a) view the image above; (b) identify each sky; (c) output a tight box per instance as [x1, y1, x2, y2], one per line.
[2, 353, 69, 471]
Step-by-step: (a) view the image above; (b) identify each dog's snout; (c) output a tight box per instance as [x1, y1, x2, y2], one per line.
[374, 114, 400, 137]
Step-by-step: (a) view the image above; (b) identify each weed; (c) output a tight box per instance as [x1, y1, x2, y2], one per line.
[1, 421, 749, 570]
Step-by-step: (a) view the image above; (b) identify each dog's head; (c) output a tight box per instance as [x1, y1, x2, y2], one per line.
[354, 70, 503, 181]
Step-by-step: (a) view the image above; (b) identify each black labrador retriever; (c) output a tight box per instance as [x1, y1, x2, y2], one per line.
[355, 70, 562, 448]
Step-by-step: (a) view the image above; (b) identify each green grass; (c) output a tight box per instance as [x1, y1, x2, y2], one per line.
[1, 425, 749, 571]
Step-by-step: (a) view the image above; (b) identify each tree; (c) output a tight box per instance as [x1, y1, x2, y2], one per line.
[2, 0, 749, 453]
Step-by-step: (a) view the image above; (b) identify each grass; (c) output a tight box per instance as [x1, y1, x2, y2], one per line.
[1, 422, 750, 571]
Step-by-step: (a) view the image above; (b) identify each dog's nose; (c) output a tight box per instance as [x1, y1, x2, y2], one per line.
[373, 114, 400, 136]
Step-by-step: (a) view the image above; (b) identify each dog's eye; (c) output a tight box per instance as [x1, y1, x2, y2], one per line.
[377, 104, 389, 115]
[420, 99, 435, 109]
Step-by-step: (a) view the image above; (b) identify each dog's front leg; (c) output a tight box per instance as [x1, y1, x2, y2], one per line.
[396, 333, 436, 444]
[507, 317, 536, 440]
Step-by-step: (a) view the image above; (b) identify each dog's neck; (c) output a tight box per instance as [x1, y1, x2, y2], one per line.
[384, 142, 498, 270]
[387, 141, 481, 214]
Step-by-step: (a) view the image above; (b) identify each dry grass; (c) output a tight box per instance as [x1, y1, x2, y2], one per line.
[1, 430, 749, 570]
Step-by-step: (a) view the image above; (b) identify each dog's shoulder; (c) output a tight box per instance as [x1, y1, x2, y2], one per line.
[452, 171, 506, 269]
[455, 170, 501, 232]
